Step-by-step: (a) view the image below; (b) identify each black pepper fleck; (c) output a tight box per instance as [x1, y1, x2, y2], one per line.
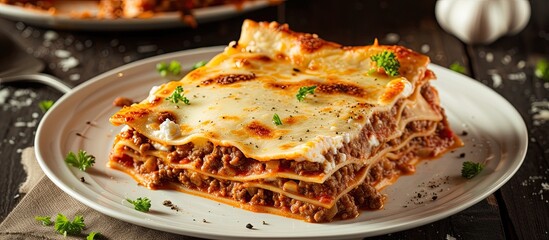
[162, 200, 180, 211]
[80, 177, 85, 182]
[246, 223, 253, 229]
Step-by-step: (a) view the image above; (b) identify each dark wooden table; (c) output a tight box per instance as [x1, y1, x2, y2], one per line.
[1, 1, 548, 239]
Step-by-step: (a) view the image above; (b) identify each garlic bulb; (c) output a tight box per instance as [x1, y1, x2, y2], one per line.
[435, 0, 531, 44]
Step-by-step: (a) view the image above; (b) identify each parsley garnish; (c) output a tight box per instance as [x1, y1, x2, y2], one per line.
[450, 62, 467, 74]
[192, 60, 208, 70]
[296, 86, 317, 102]
[35, 216, 53, 226]
[54, 213, 85, 237]
[165, 86, 190, 105]
[535, 58, 549, 81]
[87, 231, 101, 240]
[127, 197, 151, 212]
[272, 113, 283, 126]
[370, 51, 400, 76]
[38, 100, 54, 113]
[65, 150, 95, 171]
[156, 60, 181, 77]
[461, 161, 484, 179]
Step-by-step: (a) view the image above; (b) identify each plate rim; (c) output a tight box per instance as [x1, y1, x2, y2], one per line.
[34, 46, 528, 239]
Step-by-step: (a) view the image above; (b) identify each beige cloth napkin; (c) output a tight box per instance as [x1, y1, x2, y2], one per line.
[0, 148, 201, 240]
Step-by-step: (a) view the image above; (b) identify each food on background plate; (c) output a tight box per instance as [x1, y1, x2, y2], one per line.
[108, 19, 461, 222]
[0, 0, 259, 25]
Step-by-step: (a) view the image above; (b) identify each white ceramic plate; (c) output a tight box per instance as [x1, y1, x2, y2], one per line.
[0, 1, 272, 30]
[35, 46, 528, 239]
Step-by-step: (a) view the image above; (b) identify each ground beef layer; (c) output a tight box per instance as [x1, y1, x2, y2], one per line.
[110, 117, 456, 222]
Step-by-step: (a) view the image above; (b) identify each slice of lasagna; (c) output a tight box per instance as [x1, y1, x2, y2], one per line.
[108, 20, 460, 222]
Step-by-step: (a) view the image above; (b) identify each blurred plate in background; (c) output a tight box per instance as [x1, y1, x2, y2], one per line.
[0, 0, 273, 31]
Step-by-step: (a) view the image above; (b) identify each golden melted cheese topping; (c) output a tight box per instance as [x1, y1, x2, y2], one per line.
[110, 20, 433, 165]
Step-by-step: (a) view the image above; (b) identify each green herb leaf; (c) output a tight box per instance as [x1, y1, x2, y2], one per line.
[87, 231, 101, 240]
[65, 150, 96, 171]
[450, 62, 467, 74]
[156, 60, 181, 77]
[35, 215, 53, 226]
[296, 86, 317, 102]
[535, 58, 549, 81]
[370, 51, 400, 76]
[127, 197, 151, 212]
[165, 86, 190, 105]
[192, 60, 208, 70]
[54, 214, 85, 237]
[272, 113, 283, 126]
[461, 161, 484, 179]
[156, 62, 168, 77]
[168, 61, 181, 75]
[39, 100, 54, 113]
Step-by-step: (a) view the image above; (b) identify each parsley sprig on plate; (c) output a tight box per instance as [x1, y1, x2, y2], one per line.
[156, 60, 182, 77]
[65, 150, 95, 171]
[192, 60, 208, 70]
[127, 197, 152, 212]
[461, 161, 484, 179]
